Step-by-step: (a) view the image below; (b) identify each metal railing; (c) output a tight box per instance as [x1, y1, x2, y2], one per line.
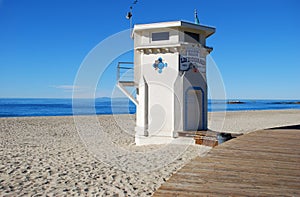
[117, 62, 134, 83]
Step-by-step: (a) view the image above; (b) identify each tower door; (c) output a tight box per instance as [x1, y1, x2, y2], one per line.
[185, 89, 203, 131]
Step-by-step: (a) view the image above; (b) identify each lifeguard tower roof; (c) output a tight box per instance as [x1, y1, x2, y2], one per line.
[133, 20, 216, 38]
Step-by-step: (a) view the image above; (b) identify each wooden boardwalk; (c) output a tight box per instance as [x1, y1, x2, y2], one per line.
[154, 125, 300, 196]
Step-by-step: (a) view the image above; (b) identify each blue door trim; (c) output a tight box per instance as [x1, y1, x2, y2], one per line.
[184, 86, 205, 130]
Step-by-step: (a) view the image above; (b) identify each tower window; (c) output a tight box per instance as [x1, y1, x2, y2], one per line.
[184, 31, 200, 43]
[152, 32, 169, 41]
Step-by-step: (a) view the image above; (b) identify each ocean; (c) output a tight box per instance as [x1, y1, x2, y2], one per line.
[0, 98, 299, 117]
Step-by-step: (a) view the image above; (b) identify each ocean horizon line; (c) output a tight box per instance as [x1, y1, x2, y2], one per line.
[0, 97, 299, 101]
[0, 98, 300, 118]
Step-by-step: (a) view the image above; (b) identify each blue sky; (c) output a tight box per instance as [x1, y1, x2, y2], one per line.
[0, 0, 299, 99]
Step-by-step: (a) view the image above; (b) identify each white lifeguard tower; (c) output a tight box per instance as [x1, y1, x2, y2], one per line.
[117, 20, 215, 145]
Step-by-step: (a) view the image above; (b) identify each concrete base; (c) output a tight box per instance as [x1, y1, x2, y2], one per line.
[135, 135, 195, 146]
[135, 126, 148, 136]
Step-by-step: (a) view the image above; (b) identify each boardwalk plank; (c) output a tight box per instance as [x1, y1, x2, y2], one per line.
[153, 128, 300, 196]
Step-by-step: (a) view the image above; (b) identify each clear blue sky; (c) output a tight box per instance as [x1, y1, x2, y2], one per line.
[0, 0, 299, 99]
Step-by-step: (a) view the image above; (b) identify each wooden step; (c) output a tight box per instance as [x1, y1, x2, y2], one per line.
[177, 130, 242, 147]
[194, 135, 218, 147]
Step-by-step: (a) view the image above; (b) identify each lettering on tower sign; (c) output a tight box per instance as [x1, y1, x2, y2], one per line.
[179, 47, 206, 73]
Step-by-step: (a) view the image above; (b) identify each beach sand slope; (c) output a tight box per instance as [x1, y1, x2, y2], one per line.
[0, 110, 299, 196]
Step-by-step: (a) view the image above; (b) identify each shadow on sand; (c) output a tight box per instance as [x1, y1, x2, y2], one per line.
[267, 124, 300, 130]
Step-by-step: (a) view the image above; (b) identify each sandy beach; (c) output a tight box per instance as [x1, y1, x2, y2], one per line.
[0, 109, 300, 196]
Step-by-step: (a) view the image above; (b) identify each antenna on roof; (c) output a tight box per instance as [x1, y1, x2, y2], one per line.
[126, 1, 139, 28]
[126, 6, 133, 20]
[126, 6, 133, 30]
[194, 9, 200, 25]
[126, 1, 139, 37]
